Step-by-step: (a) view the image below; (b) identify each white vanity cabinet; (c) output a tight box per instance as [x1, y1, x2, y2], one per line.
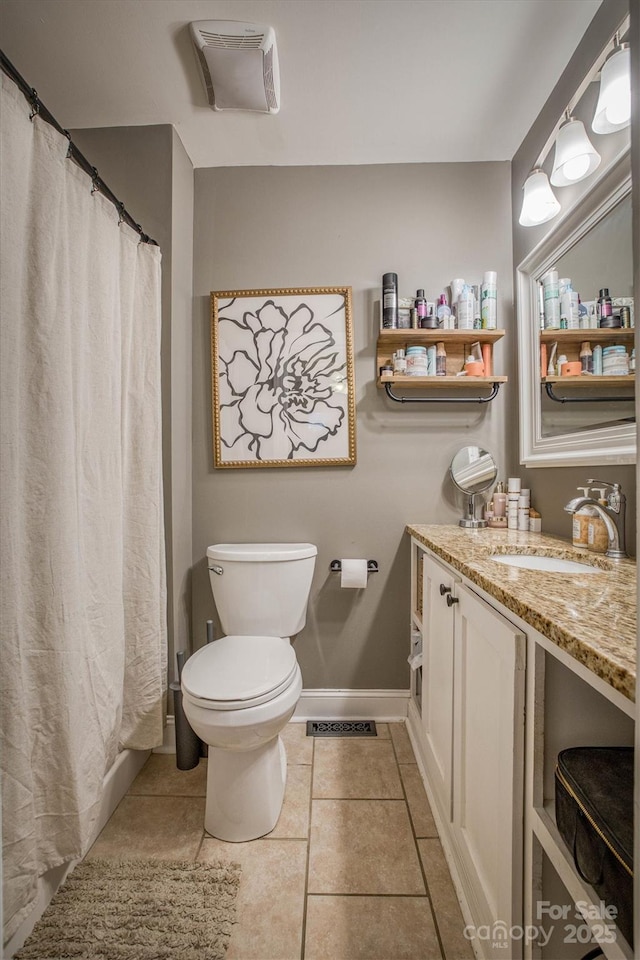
[408, 530, 636, 960]
[411, 543, 527, 959]
[421, 553, 458, 817]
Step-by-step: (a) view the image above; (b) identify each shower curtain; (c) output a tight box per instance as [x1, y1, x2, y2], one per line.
[0, 73, 167, 943]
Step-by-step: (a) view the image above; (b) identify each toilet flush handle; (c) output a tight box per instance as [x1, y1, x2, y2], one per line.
[209, 565, 223, 575]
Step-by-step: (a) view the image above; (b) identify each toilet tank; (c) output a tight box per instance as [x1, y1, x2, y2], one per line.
[207, 543, 317, 637]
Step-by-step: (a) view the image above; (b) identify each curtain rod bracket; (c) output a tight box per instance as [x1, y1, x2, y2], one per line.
[28, 87, 39, 120]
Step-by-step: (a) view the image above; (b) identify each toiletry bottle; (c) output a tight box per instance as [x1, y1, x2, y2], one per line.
[472, 285, 482, 329]
[482, 343, 492, 378]
[529, 510, 542, 533]
[578, 297, 589, 328]
[436, 294, 451, 329]
[415, 289, 427, 325]
[538, 283, 545, 330]
[587, 488, 609, 555]
[426, 345, 436, 376]
[542, 270, 560, 329]
[568, 287, 580, 329]
[580, 341, 593, 373]
[572, 487, 595, 550]
[457, 285, 474, 330]
[393, 349, 407, 375]
[560, 283, 579, 330]
[481, 271, 497, 329]
[435, 341, 447, 376]
[630, 348, 635, 373]
[592, 344, 603, 376]
[597, 288, 612, 324]
[493, 482, 507, 518]
[382, 273, 398, 329]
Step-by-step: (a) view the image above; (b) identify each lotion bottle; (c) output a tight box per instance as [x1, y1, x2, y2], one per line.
[493, 481, 507, 518]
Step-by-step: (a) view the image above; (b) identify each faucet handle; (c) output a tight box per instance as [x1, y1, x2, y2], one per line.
[587, 478, 625, 513]
[586, 478, 622, 494]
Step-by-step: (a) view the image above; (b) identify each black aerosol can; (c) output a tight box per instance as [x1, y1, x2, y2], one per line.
[382, 272, 398, 328]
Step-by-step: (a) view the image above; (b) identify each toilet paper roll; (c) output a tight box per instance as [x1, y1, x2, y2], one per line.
[340, 559, 368, 589]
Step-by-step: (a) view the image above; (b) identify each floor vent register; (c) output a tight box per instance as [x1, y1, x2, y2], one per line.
[306, 720, 377, 737]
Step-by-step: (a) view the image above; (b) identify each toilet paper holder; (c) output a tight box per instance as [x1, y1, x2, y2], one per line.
[330, 560, 379, 574]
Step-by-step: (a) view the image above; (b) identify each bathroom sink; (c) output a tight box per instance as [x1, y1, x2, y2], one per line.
[490, 554, 603, 573]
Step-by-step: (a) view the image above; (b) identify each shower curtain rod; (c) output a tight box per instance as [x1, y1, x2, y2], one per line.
[1, 49, 158, 246]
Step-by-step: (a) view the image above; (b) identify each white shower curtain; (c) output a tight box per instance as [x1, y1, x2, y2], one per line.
[0, 73, 167, 943]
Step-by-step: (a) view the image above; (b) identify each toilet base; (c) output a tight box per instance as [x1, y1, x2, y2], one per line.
[205, 735, 288, 842]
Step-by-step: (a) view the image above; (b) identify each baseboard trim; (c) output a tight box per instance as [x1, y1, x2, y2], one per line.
[293, 689, 409, 722]
[156, 690, 410, 753]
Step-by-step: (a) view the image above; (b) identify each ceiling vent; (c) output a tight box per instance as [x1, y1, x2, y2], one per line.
[190, 20, 280, 114]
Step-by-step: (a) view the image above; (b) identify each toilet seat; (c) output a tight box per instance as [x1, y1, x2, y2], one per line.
[181, 635, 298, 711]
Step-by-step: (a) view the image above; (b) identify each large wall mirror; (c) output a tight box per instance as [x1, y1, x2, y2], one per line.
[517, 153, 635, 467]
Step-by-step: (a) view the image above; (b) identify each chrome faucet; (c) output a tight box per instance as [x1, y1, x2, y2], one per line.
[564, 478, 627, 560]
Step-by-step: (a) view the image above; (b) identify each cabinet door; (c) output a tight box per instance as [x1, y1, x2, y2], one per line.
[452, 583, 526, 955]
[421, 554, 457, 820]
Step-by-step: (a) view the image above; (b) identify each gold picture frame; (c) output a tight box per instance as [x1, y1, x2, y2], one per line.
[211, 286, 356, 468]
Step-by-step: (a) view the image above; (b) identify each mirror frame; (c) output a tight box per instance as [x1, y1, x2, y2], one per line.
[517, 152, 634, 468]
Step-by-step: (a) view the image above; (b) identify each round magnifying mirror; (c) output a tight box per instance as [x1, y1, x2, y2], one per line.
[449, 446, 498, 528]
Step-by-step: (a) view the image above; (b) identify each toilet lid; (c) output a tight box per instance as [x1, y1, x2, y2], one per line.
[180, 636, 297, 704]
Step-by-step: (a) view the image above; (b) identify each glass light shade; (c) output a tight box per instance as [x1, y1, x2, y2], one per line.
[550, 119, 601, 186]
[592, 45, 631, 134]
[519, 170, 561, 227]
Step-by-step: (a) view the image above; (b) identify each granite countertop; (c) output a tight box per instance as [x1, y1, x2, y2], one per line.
[406, 524, 636, 702]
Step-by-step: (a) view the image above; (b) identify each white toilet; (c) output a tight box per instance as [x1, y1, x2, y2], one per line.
[181, 542, 317, 842]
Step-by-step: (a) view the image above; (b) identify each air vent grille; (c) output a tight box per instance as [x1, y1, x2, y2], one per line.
[200, 30, 265, 49]
[263, 45, 277, 110]
[306, 721, 377, 738]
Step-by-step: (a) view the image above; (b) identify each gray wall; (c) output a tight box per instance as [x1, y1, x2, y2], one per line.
[510, 0, 636, 547]
[192, 162, 513, 689]
[71, 124, 194, 687]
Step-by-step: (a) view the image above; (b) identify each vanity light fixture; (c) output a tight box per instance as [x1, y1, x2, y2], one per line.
[592, 41, 631, 134]
[550, 115, 601, 186]
[519, 169, 561, 227]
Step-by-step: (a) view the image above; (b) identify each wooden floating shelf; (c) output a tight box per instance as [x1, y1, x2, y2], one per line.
[376, 328, 506, 401]
[379, 375, 508, 388]
[540, 329, 635, 343]
[378, 329, 505, 344]
[542, 375, 634, 386]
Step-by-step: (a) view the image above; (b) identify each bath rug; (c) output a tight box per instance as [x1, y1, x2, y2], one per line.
[15, 857, 241, 960]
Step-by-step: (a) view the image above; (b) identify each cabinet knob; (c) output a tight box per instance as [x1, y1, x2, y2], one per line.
[439, 584, 451, 595]
[446, 594, 459, 607]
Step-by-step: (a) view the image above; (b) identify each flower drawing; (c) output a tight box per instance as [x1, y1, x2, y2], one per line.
[216, 295, 351, 463]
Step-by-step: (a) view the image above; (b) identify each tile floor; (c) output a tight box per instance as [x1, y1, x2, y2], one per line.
[88, 721, 474, 960]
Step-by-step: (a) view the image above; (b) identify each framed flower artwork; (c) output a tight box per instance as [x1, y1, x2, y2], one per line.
[210, 286, 356, 468]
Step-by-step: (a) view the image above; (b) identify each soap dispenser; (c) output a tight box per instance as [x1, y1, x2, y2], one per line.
[587, 487, 609, 555]
[572, 487, 596, 550]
